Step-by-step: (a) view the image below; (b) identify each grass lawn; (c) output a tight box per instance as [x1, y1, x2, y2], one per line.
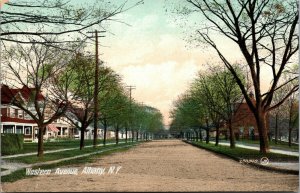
[190, 141, 299, 162]
[3, 142, 137, 164]
[2, 138, 127, 155]
[1, 144, 136, 183]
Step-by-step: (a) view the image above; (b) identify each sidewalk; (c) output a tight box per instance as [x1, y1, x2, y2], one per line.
[267, 162, 299, 171]
[1, 142, 135, 177]
[2, 141, 127, 159]
[210, 141, 299, 156]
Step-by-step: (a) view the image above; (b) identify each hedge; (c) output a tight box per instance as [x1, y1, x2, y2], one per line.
[1, 133, 24, 155]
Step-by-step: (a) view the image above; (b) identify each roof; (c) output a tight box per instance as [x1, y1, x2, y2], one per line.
[1, 116, 37, 124]
[47, 124, 59, 132]
[1, 84, 45, 104]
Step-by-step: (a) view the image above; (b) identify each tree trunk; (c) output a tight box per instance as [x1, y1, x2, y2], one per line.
[125, 127, 128, 143]
[215, 125, 220, 146]
[116, 125, 119, 145]
[103, 118, 107, 146]
[199, 128, 202, 142]
[37, 125, 45, 157]
[206, 119, 209, 144]
[131, 130, 134, 142]
[228, 119, 235, 148]
[136, 131, 139, 141]
[195, 130, 199, 142]
[288, 104, 293, 147]
[80, 127, 85, 150]
[275, 113, 278, 144]
[256, 110, 269, 154]
[206, 129, 209, 144]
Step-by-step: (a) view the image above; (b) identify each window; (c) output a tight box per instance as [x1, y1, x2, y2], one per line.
[14, 109, 18, 118]
[16, 126, 23, 134]
[24, 126, 32, 135]
[10, 108, 15, 117]
[3, 125, 14, 133]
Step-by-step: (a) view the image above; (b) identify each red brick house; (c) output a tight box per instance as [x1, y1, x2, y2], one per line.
[231, 92, 269, 140]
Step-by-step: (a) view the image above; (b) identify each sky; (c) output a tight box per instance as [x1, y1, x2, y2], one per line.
[98, 0, 244, 126]
[1, 0, 276, 127]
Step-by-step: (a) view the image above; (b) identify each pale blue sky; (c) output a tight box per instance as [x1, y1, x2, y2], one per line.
[1, 0, 250, 125]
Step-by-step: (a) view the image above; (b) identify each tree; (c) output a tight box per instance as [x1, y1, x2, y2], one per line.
[170, 93, 206, 142]
[1, 0, 143, 46]
[59, 54, 121, 150]
[269, 89, 286, 144]
[192, 64, 246, 147]
[98, 81, 132, 146]
[175, 0, 298, 153]
[2, 43, 75, 157]
[105, 89, 130, 145]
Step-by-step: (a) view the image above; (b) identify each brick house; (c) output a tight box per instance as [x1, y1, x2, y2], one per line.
[231, 92, 269, 140]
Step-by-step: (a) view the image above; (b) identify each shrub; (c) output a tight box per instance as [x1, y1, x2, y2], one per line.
[1, 133, 24, 155]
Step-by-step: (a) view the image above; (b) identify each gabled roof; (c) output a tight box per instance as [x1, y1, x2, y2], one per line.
[1, 84, 45, 104]
[1, 85, 14, 104]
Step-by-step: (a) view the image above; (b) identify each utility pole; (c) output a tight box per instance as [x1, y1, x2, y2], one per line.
[87, 30, 105, 148]
[126, 85, 136, 142]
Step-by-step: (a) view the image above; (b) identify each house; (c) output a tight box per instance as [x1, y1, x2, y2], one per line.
[231, 92, 269, 140]
[1, 85, 42, 141]
[85, 127, 129, 140]
[1, 84, 75, 142]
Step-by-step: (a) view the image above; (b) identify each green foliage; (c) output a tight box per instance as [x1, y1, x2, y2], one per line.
[1, 133, 24, 155]
[170, 64, 244, 135]
[58, 53, 165, 139]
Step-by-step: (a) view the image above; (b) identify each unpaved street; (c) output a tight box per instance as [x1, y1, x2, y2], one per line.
[2, 140, 299, 192]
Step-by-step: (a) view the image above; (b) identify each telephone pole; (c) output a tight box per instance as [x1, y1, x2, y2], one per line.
[126, 85, 136, 142]
[87, 30, 105, 148]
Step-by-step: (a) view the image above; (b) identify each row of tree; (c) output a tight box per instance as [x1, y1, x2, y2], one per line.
[1, 0, 165, 157]
[168, 0, 298, 153]
[170, 64, 245, 147]
[2, 42, 165, 157]
[170, 63, 298, 149]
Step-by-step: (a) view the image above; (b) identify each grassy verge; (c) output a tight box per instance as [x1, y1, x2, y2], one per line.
[236, 139, 299, 150]
[189, 141, 298, 162]
[2, 139, 128, 155]
[1, 143, 138, 183]
[3, 142, 136, 164]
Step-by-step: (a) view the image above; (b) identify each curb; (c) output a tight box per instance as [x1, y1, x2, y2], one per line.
[183, 140, 299, 175]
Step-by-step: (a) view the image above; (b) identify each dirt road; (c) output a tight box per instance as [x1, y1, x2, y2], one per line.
[2, 140, 298, 192]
